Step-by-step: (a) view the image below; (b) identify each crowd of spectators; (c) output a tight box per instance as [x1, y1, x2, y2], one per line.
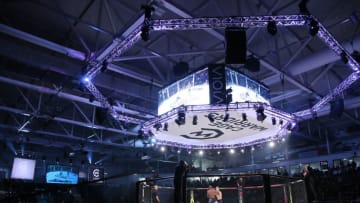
[293, 161, 360, 202]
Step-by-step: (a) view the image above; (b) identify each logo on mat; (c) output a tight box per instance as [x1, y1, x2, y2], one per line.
[180, 128, 223, 139]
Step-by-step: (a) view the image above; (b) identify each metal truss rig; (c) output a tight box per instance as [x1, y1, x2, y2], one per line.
[84, 14, 360, 123]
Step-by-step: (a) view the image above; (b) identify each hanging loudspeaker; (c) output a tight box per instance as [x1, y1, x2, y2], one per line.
[225, 27, 247, 64]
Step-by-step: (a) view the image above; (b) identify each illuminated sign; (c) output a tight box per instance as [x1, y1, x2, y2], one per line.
[89, 167, 104, 183]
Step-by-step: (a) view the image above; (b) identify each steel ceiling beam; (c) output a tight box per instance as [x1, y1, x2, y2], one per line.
[263, 36, 360, 85]
[0, 23, 86, 61]
[0, 76, 149, 121]
[0, 105, 137, 136]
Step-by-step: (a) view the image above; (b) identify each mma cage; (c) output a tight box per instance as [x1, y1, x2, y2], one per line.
[136, 174, 307, 203]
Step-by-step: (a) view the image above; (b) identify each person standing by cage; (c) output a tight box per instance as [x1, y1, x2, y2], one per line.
[303, 166, 319, 202]
[215, 186, 223, 203]
[152, 185, 160, 203]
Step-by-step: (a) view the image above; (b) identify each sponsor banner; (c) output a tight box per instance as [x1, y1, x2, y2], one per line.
[208, 64, 226, 105]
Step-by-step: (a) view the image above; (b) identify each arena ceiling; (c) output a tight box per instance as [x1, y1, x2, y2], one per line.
[0, 0, 359, 171]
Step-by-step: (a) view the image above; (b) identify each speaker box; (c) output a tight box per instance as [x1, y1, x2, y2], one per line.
[225, 27, 247, 64]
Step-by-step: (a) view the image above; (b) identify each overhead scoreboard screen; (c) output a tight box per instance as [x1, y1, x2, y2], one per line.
[157, 66, 270, 115]
[147, 65, 293, 149]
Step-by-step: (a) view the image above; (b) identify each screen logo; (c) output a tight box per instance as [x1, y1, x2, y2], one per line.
[88, 167, 104, 183]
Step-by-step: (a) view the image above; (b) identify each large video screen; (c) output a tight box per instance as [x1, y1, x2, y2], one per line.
[225, 68, 270, 104]
[158, 68, 209, 115]
[11, 157, 36, 180]
[157, 66, 270, 115]
[46, 165, 78, 185]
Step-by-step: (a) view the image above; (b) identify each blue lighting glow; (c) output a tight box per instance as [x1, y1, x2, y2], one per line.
[82, 76, 90, 83]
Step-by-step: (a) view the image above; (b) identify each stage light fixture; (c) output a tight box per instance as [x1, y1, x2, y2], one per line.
[82, 76, 90, 83]
[198, 150, 204, 156]
[154, 123, 162, 131]
[175, 111, 186, 126]
[141, 26, 150, 41]
[100, 61, 108, 73]
[271, 117, 276, 125]
[217, 151, 221, 155]
[341, 51, 348, 64]
[160, 146, 166, 152]
[298, 0, 310, 15]
[309, 19, 319, 36]
[229, 149, 235, 154]
[141, 5, 155, 19]
[177, 150, 181, 154]
[267, 21, 277, 35]
[242, 113, 247, 121]
[208, 113, 215, 123]
[223, 113, 230, 122]
[192, 115, 198, 125]
[256, 105, 267, 122]
[241, 149, 245, 153]
[89, 95, 95, 103]
[163, 122, 168, 131]
[251, 146, 255, 151]
[269, 141, 275, 148]
[279, 119, 284, 126]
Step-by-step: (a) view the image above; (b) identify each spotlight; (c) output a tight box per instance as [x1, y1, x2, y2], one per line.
[208, 113, 215, 123]
[223, 113, 230, 122]
[269, 141, 275, 148]
[251, 146, 255, 151]
[271, 117, 276, 125]
[141, 5, 155, 19]
[229, 149, 235, 154]
[107, 97, 115, 106]
[242, 113, 247, 121]
[286, 123, 293, 131]
[153, 123, 162, 131]
[141, 26, 150, 41]
[160, 146, 166, 152]
[163, 122, 168, 131]
[341, 51, 348, 64]
[309, 19, 319, 36]
[192, 115, 198, 125]
[281, 137, 286, 142]
[198, 150, 204, 156]
[151, 138, 157, 143]
[100, 61, 108, 73]
[351, 51, 360, 63]
[241, 149, 245, 153]
[82, 76, 90, 83]
[175, 111, 186, 126]
[217, 151, 221, 155]
[89, 94, 95, 103]
[177, 150, 181, 154]
[279, 120, 284, 126]
[267, 21, 277, 35]
[298, 0, 310, 15]
[256, 105, 267, 122]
